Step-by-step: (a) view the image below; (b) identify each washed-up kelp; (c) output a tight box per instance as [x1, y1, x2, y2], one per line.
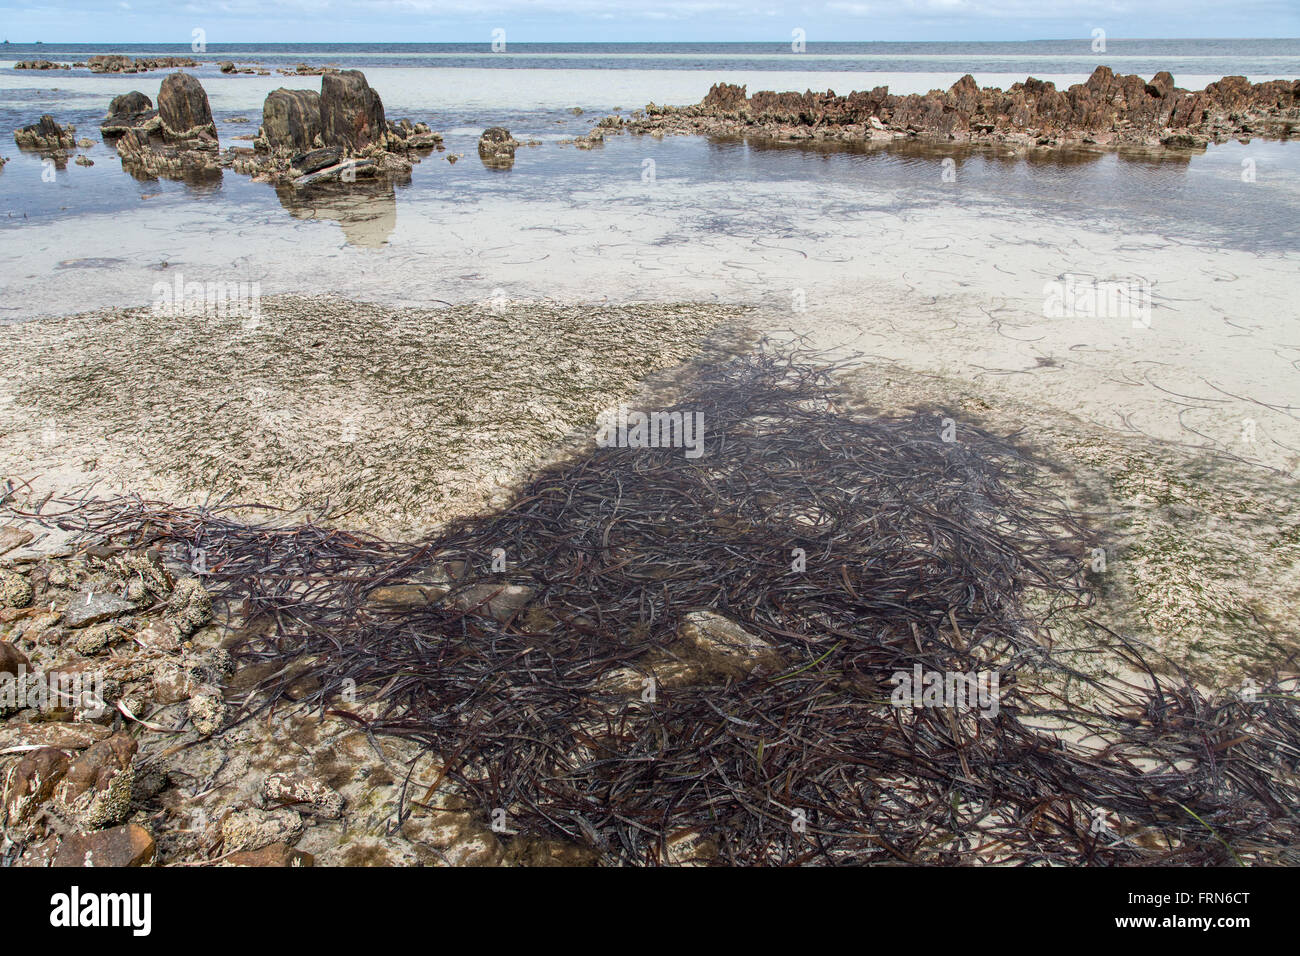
[24, 345, 1300, 865]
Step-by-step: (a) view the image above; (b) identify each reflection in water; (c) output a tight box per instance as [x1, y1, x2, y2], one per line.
[275, 179, 399, 248]
[121, 162, 226, 192]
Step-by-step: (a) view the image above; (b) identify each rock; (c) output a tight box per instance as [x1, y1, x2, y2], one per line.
[0, 639, 30, 677]
[452, 583, 535, 622]
[0, 526, 34, 555]
[13, 114, 76, 151]
[677, 611, 785, 678]
[0, 719, 112, 751]
[0, 569, 34, 608]
[219, 61, 236, 74]
[52, 731, 137, 829]
[107, 91, 153, 116]
[158, 71, 217, 142]
[2, 747, 69, 826]
[187, 684, 225, 736]
[101, 91, 160, 138]
[477, 126, 518, 167]
[262, 771, 344, 818]
[601, 611, 785, 695]
[134, 618, 181, 652]
[15, 59, 71, 70]
[62, 592, 133, 628]
[287, 146, 341, 176]
[291, 157, 378, 187]
[223, 843, 313, 867]
[221, 807, 306, 852]
[52, 824, 156, 867]
[320, 70, 386, 152]
[0, 640, 29, 677]
[167, 577, 212, 635]
[261, 88, 322, 152]
[87, 54, 134, 73]
[72, 621, 127, 655]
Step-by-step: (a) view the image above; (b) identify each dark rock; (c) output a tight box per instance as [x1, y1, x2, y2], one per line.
[0, 640, 31, 678]
[13, 114, 77, 151]
[288, 146, 341, 175]
[53, 731, 137, 829]
[106, 91, 153, 117]
[262, 88, 322, 152]
[158, 71, 217, 142]
[320, 70, 386, 152]
[2, 747, 69, 825]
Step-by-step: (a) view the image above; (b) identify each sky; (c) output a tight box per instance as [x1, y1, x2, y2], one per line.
[1, 0, 1297, 44]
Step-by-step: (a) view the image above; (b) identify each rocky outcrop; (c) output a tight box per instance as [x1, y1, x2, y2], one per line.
[100, 91, 160, 138]
[14, 59, 71, 70]
[622, 69, 1300, 150]
[13, 114, 76, 151]
[321, 70, 386, 152]
[478, 126, 518, 167]
[260, 88, 322, 152]
[87, 54, 197, 74]
[237, 70, 441, 188]
[158, 71, 217, 143]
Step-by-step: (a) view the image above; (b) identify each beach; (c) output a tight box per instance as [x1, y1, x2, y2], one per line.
[2, 40, 1299, 869]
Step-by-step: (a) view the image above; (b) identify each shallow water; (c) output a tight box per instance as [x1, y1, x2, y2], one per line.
[2, 51, 1299, 478]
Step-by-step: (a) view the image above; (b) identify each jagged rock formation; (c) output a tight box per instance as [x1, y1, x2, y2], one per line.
[13, 114, 76, 152]
[242, 70, 441, 187]
[87, 54, 198, 73]
[624, 68, 1300, 150]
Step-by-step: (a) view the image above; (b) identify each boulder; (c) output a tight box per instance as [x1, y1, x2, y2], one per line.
[158, 71, 217, 142]
[320, 70, 386, 152]
[52, 824, 156, 867]
[106, 91, 153, 117]
[261, 88, 322, 152]
[477, 126, 518, 167]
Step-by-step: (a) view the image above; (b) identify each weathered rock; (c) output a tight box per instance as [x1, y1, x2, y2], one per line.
[73, 621, 127, 655]
[0, 719, 112, 751]
[0, 640, 30, 677]
[221, 807, 306, 852]
[166, 577, 212, 635]
[87, 54, 134, 74]
[15, 59, 71, 70]
[2, 747, 69, 826]
[452, 583, 535, 622]
[320, 70, 386, 152]
[106, 91, 153, 117]
[62, 592, 134, 628]
[219, 61, 237, 74]
[52, 824, 156, 867]
[223, 843, 314, 866]
[13, 114, 77, 151]
[158, 71, 217, 142]
[0, 526, 35, 555]
[262, 771, 344, 818]
[52, 731, 137, 829]
[187, 684, 225, 736]
[261, 88, 322, 152]
[477, 126, 518, 167]
[0, 568, 34, 608]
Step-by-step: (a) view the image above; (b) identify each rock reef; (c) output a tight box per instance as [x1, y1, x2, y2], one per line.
[622, 68, 1300, 150]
